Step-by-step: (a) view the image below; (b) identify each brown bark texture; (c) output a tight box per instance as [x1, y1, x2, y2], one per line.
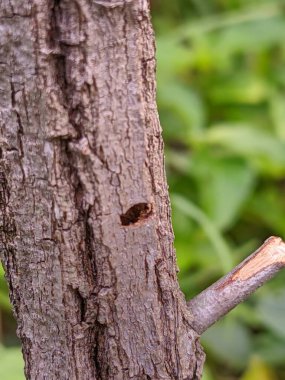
[0, 1, 205, 379]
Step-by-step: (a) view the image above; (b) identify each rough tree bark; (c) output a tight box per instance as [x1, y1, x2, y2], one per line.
[0, 1, 205, 379]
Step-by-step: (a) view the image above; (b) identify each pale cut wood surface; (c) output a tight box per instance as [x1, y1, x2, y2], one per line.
[189, 237, 285, 335]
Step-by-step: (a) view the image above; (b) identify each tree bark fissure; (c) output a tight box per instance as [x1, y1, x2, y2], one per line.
[0, 1, 204, 379]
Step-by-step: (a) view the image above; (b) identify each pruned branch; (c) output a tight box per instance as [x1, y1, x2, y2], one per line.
[188, 236, 285, 335]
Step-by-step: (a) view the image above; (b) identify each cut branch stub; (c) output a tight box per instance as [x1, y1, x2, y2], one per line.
[188, 236, 285, 335]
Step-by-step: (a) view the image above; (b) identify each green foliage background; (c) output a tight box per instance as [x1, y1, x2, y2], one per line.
[1, 0, 285, 378]
[153, 0, 285, 378]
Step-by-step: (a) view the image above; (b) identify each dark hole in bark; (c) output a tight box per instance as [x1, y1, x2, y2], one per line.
[120, 203, 152, 226]
[0, 148, 2, 159]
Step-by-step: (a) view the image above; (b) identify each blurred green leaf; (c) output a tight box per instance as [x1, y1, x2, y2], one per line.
[202, 318, 252, 370]
[0, 264, 10, 312]
[241, 356, 277, 380]
[208, 75, 269, 104]
[256, 289, 285, 339]
[201, 124, 285, 175]
[172, 194, 233, 272]
[172, 2, 283, 40]
[158, 82, 205, 139]
[0, 345, 24, 380]
[249, 186, 285, 236]
[192, 154, 256, 229]
[156, 38, 193, 79]
[256, 333, 285, 366]
[269, 92, 285, 141]
[202, 365, 215, 380]
[212, 17, 285, 69]
[153, 0, 285, 378]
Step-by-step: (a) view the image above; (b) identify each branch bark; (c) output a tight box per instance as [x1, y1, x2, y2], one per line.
[188, 236, 285, 335]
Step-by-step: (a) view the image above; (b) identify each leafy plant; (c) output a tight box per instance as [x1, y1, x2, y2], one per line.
[1, 1, 285, 379]
[153, 0, 285, 378]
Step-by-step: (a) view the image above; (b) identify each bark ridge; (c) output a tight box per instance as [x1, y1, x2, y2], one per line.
[0, 1, 204, 379]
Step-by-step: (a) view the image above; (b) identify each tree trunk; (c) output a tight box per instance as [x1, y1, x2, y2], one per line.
[0, 1, 205, 379]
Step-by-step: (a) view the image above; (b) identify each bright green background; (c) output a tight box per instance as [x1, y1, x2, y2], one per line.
[153, 0, 285, 378]
[1, 0, 285, 379]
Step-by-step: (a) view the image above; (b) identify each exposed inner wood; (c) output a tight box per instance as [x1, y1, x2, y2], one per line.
[188, 236, 285, 335]
[232, 236, 285, 281]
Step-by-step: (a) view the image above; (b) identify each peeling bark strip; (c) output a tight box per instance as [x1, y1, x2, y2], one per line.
[188, 237, 285, 335]
[0, 1, 204, 379]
